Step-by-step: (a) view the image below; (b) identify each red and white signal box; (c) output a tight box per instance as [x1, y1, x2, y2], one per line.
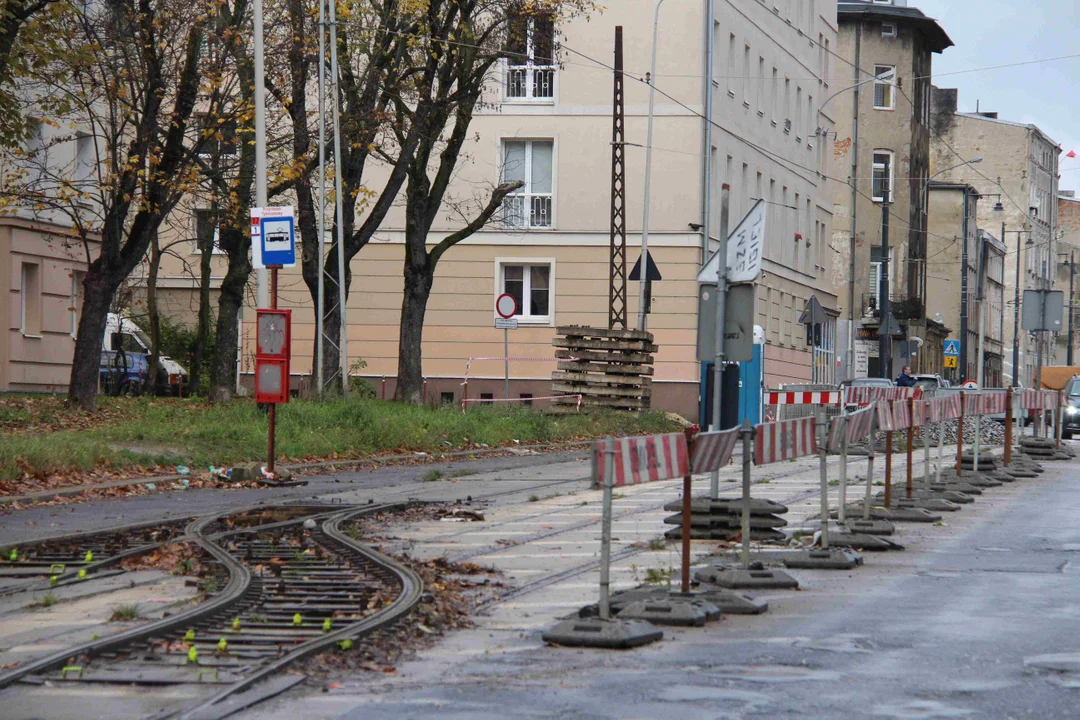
[255, 309, 291, 404]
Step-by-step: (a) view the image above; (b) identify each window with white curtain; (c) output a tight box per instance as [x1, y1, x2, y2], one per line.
[501, 139, 554, 229]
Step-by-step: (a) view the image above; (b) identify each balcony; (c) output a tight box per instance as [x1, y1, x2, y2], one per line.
[861, 294, 925, 321]
[505, 65, 555, 101]
[502, 194, 553, 229]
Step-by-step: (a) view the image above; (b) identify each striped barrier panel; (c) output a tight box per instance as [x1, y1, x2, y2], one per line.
[1018, 389, 1042, 410]
[765, 391, 841, 406]
[593, 433, 690, 488]
[911, 400, 928, 427]
[753, 417, 817, 465]
[826, 405, 876, 452]
[689, 428, 741, 474]
[843, 386, 922, 405]
[928, 394, 963, 422]
[980, 391, 1007, 415]
[876, 400, 912, 432]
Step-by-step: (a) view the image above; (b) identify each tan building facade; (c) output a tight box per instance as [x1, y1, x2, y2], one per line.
[0, 217, 95, 392]
[148, 0, 839, 420]
[930, 88, 1060, 385]
[831, 1, 952, 380]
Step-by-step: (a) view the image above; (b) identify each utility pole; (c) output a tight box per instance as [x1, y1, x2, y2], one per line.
[959, 188, 970, 383]
[709, 185, 730, 498]
[637, 0, 666, 331]
[1069, 251, 1075, 365]
[847, 23, 862, 379]
[1011, 226, 1022, 386]
[329, 0, 349, 396]
[253, 0, 268, 308]
[608, 26, 627, 330]
[878, 180, 890, 379]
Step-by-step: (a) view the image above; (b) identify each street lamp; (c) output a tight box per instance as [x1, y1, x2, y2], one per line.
[638, 0, 666, 332]
[1059, 252, 1075, 365]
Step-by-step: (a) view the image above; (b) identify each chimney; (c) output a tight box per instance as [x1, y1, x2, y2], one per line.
[1062, 191, 1077, 199]
[931, 86, 957, 116]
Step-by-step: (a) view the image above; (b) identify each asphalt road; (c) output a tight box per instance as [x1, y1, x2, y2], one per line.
[253, 454, 1080, 719]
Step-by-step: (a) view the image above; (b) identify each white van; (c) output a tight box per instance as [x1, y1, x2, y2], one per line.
[101, 313, 190, 396]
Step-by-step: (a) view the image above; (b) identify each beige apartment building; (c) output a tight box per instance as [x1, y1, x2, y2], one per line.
[830, 0, 952, 380]
[147, 1, 839, 420]
[929, 88, 1061, 385]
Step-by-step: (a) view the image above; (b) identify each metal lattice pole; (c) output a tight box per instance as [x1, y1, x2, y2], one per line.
[608, 26, 627, 330]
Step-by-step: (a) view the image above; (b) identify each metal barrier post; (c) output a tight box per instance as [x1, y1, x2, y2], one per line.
[923, 403, 932, 492]
[906, 397, 914, 499]
[598, 439, 615, 620]
[956, 392, 966, 478]
[976, 390, 984, 474]
[740, 420, 753, 568]
[884, 410, 893, 509]
[817, 408, 829, 549]
[680, 471, 692, 594]
[838, 415, 849, 524]
[864, 413, 877, 521]
[937, 414, 945, 485]
[1005, 387, 1013, 466]
[1057, 391, 1064, 449]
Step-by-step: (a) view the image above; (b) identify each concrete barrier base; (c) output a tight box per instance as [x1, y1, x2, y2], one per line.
[542, 618, 662, 649]
[776, 547, 864, 569]
[843, 518, 896, 535]
[618, 597, 720, 627]
[828, 532, 905, 551]
[695, 563, 799, 590]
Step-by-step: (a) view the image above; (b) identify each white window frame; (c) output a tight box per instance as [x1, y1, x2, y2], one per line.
[503, 13, 556, 103]
[20, 262, 42, 338]
[499, 138, 555, 230]
[881, 22, 897, 38]
[872, 150, 894, 202]
[494, 258, 555, 326]
[873, 65, 896, 110]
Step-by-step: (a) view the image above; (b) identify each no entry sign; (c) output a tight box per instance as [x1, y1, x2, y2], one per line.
[495, 293, 518, 319]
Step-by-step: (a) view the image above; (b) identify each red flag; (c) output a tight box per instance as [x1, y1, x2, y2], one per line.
[1067, 150, 1077, 159]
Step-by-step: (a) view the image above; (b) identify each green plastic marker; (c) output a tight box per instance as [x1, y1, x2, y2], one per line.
[78, 569, 87, 580]
[8, 549, 16, 561]
[84, 551, 93, 563]
[188, 646, 198, 663]
[185, 628, 196, 642]
[217, 638, 227, 653]
[292, 613, 302, 626]
[338, 639, 353, 651]
[322, 618, 332, 632]
[232, 618, 240, 631]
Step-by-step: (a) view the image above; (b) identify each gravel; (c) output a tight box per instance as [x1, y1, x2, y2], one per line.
[874, 418, 1008, 447]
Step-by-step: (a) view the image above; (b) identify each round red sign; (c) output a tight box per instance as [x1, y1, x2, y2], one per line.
[496, 293, 518, 319]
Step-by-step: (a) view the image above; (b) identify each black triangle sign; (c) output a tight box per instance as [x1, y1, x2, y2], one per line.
[629, 252, 663, 282]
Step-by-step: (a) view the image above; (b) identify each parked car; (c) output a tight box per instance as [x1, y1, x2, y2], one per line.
[839, 377, 894, 412]
[911, 374, 947, 394]
[1062, 376, 1080, 439]
[99, 313, 189, 396]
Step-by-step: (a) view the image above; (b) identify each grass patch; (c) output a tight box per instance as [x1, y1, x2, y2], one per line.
[528, 495, 540, 502]
[648, 537, 667, 551]
[644, 567, 673, 586]
[422, 470, 444, 482]
[109, 603, 141, 621]
[0, 397, 680, 485]
[31, 592, 58, 609]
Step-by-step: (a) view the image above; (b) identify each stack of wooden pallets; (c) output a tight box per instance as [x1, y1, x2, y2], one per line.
[550, 325, 654, 413]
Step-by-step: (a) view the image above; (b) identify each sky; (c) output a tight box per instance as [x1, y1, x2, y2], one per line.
[917, 0, 1080, 192]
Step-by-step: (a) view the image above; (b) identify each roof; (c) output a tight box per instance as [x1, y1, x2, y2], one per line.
[955, 112, 1061, 149]
[838, 2, 953, 53]
[927, 180, 980, 194]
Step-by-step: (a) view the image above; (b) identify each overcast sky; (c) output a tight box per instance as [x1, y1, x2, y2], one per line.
[916, 0, 1080, 191]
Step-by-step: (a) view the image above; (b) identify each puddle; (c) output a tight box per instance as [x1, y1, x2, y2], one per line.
[793, 635, 874, 654]
[656, 685, 771, 708]
[1023, 652, 1080, 673]
[700, 665, 842, 683]
[872, 699, 974, 718]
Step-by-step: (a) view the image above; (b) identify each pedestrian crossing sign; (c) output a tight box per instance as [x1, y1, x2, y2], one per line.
[944, 355, 958, 369]
[944, 339, 960, 357]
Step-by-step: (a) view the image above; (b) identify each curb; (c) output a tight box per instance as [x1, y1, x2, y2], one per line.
[0, 440, 593, 507]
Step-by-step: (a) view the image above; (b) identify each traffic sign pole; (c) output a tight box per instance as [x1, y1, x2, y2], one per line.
[495, 294, 518, 401]
[268, 267, 278, 475]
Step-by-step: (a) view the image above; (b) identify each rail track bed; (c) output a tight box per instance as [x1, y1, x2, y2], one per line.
[0, 502, 423, 720]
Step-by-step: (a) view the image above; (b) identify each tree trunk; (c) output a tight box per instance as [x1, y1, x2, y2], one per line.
[190, 229, 214, 394]
[68, 271, 116, 410]
[208, 229, 250, 402]
[146, 230, 162, 389]
[394, 261, 433, 405]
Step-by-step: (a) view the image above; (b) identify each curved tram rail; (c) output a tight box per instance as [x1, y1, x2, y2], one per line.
[0, 502, 423, 719]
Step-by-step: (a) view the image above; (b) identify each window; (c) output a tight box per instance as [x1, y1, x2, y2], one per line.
[881, 23, 897, 38]
[440, 392, 455, 406]
[70, 271, 85, 337]
[742, 44, 751, 103]
[498, 260, 553, 324]
[501, 139, 553, 229]
[727, 34, 736, 97]
[196, 116, 237, 158]
[505, 11, 554, 100]
[873, 65, 895, 110]
[823, 39, 830, 87]
[757, 57, 765, 112]
[20, 263, 42, 337]
[520, 393, 534, 407]
[75, 133, 95, 183]
[194, 208, 223, 254]
[25, 119, 45, 183]
[771, 67, 778, 120]
[872, 151, 893, 202]
[868, 261, 882, 310]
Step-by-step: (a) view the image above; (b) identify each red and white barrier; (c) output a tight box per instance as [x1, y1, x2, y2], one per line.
[876, 400, 912, 432]
[843, 386, 921, 405]
[765, 391, 841, 406]
[754, 417, 817, 465]
[826, 404, 875, 451]
[911, 400, 928, 427]
[690, 428, 740, 474]
[593, 433, 690, 488]
[927, 394, 962, 422]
